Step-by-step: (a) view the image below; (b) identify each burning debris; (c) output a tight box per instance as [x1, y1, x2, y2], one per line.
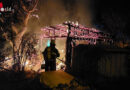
[41, 21, 113, 45]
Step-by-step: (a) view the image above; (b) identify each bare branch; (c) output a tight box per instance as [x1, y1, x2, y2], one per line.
[12, 25, 18, 34]
[2, 32, 13, 47]
[20, 0, 39, 13]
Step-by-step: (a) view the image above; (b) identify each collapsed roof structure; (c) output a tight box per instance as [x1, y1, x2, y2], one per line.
[41, 21, 113, 45]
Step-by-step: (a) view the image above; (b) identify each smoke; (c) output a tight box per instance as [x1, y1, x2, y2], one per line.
[27, 0, 93, 33]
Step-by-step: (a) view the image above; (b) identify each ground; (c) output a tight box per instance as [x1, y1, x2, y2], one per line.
[40, 70, 90, 89]
[0, 70, 44, 90]
[0, 69, 130, 90]
[0, 70, 90, 90]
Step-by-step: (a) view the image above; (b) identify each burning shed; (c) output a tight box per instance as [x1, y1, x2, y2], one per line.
[40, 21, 113, 71]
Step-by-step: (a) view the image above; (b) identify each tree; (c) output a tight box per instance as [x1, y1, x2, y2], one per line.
[0, 0, 39, 71]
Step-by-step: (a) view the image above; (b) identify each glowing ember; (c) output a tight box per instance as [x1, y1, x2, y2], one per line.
[41, 21, 113, 45]
[25, 61, 29, 65]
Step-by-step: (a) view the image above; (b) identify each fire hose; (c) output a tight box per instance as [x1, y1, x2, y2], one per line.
[56, 58, 65, 64]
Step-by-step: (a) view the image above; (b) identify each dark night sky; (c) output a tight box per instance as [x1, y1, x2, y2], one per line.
[92, 0, 130, 35]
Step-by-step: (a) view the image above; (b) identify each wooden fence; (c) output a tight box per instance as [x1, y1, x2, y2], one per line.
[71, 45, 130, 83]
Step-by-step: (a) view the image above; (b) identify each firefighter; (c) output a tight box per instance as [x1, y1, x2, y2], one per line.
[42, 40, 60, 71]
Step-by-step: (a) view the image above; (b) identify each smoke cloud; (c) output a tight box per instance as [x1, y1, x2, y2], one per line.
[27, 0, 92, 33]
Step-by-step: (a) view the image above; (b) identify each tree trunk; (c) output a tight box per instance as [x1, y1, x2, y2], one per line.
[12, 0, 39, 71]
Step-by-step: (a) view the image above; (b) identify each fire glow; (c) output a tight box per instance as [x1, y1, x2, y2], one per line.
[41, 21, 113, 45]
[39, 21, 113, 71]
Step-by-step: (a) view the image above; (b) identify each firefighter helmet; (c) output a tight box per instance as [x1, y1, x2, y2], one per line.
[50, 40, 55, 45]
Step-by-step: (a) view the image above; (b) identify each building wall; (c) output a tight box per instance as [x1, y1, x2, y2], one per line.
[98, 53, 127, 77]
